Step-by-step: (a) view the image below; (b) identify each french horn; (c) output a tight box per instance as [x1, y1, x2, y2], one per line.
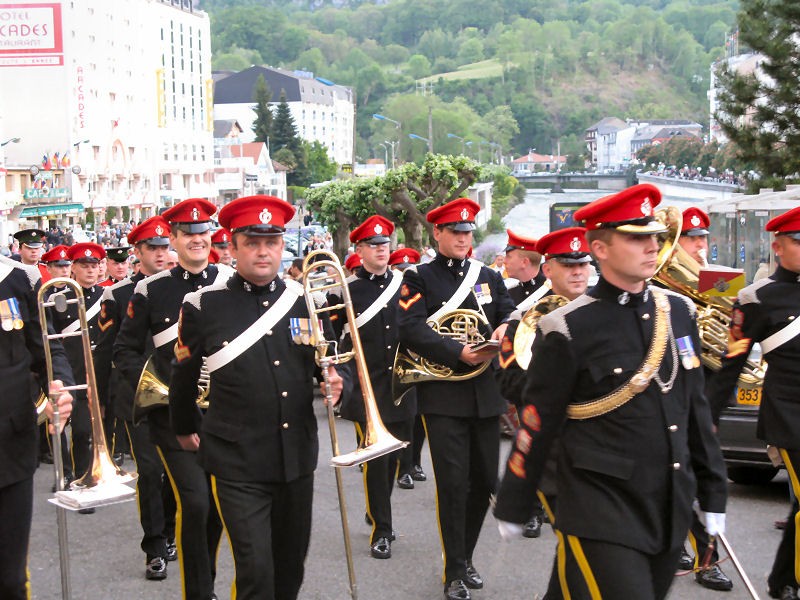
[131, 355, 210, 424]
[513, 295, 570, 369]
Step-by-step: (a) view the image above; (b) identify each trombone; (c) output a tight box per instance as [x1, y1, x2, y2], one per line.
[301, 250, 408, 600]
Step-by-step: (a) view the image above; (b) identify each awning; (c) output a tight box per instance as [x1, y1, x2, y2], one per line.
[19, 203, 84, 218]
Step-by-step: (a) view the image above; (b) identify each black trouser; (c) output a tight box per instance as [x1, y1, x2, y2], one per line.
[398, 413, 426, 476]
[575, 538, 682, 600]
[0, 477, 33, 600]
[126, 421, 175, 559]
[213, 474, 314, 600]
[423, 414, 499, 585]
[768, 448, 800, 592]
[157, 445, 223, 600]
[539, 495, 590, 600]
[356, 419, 412, 543]
[69, 390, 91, 479]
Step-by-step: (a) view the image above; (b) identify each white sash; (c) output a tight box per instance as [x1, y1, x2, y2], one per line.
[206, 282, 302, 373]
[341, 270, 403, 337]
[428, 259, 482, 322]
[0, 262, 13, 286]
[63, 294, 103, 334]
[760, 316, 800, 354]
[515, 281, 552, 313]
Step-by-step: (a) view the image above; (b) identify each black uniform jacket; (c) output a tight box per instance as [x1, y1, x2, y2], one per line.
[169, 274, 319, 483]
[505, 271, 547, 307]
[0, 256, 73, 487]
[494, 278, 727, 554]
[396, 254, 515, 418]
[46, 282, 104, 383]
[707, 266, 800, 450]
[337, 267, 416, 424]
[113, 264, 234, 449]
[94, 273, 146, 421]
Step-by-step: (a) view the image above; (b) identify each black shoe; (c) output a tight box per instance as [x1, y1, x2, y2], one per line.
[370, 537, 391, 559]
[78, 507, 95, 515]
[444, 579, 471, 600]
[113, 452, 124, 467]
[397, 473, 415, 489]
[695, 565, 733, 591]
[678, 548, 694, 571]
[411, 464, 426, 481]
[464, 562, 483, 589]
[523, 516, 542, 538]
[145, 556, 167, 581]
[769, 585, 798, 600]
[165, 538, 177, 562]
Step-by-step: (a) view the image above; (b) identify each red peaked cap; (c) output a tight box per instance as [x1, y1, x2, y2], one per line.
[504, 229, 538, 253]
[681, 207, 710, 236]
[426, 198, 480, 231]
[389, 248, 420, 266]
[350, 215, 393, 244]
[536, 227, 592, 264]
[128, 216, 171, 246]
[218, 195, 295, 235]
[344, 253, 362, 271]
[67, 242, 106, 262]
[161, 198, 217, 233]
[574, 184, 667, 234]
[42, 245, 71, 265]
[211, 228, 232, 246]
[766, 206, 800, 240]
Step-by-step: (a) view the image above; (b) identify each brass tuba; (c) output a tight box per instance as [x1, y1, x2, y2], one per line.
[513, 295, 570, 369]
[132, 355, 210, 424]
[392, 309, 492, 405]
[653, 207, 765, 388]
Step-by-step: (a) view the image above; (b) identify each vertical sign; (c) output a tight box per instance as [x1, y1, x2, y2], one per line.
[156, 68, 165, 127]
[205, 78, 213, 132]
[0, 3, 64, 67]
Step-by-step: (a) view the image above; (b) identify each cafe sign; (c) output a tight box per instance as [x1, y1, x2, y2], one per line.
[24, 186, 69, 199]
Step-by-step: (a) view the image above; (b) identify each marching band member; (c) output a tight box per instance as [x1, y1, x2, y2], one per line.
[169, 194, 342, 600]
[397, 198, 514, 600]
[210, 228, 234, 266]
[337, 216, 415, 560]
[494, 184, 727, 600]
[42, 245, 72, 281]
[0, 254, 73, 600]
[13, 228, 49, 282]
[114, 199, 233, 600]
[45, 242, 106, 501]
[678, 207, 711, 265]
[94, 217, 176, 581]
[707, 206, 800, 600]
[503, 229, 546, 303]
[103, 246, 132, 285]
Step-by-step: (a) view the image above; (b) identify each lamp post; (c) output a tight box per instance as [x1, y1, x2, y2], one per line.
[408, 133, 431, 156]
[446, 133, 466, 155]
[378, 143, 389, 170]
[384, 140, 397, 170]
[373, 114, 401, 168]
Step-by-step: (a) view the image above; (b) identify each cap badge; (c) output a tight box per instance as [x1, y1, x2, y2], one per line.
[155, 225, 164, 236]
[570, 237, 581, 251]
[222, 233, 228, 242]
[640, 198, 652, 216]
[59, 250, 66, 258]
[460, 208, 469, 220]
[32, 232, 39, 238]
[690, 215, 701, 227]
[374, 223, 383, 234]
[402, 254, 408, 262]
[84, 249, 92, 257]
[259, 208, 272, 224]
[191, 207, 200, 221]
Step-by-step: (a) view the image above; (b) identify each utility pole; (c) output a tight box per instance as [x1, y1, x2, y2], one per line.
[427, 106, 433, 154]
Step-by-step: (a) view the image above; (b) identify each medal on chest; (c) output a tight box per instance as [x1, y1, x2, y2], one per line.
[474, 283, 492, 305]
[676, 335, 701, 369]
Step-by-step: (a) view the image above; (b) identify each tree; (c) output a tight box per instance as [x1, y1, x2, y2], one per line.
[715, 0, 800, 187]
[271, 91, 306, 186]
[251, 74, 273, 144]
[306, 154, 484, 254]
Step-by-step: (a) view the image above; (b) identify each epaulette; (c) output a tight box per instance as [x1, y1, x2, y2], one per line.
[217, 263, 235, 279]
[183, 279, 229, 310]
[537, 294, 596, 340]
[0, 254, 41, 289]
[403, 264, 418, 274]
[653, 286, 696, 316]
[285, 279, 303, 295]
[738, 278, 772, 305]
[504, 277, 520, 290]
[345, 274, 358, 284]
[133, 269, 171, 298]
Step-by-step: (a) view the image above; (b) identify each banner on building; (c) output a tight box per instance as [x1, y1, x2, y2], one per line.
[0, 3, 64, 67]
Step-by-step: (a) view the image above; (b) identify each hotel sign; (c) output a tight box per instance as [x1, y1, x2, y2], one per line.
[0, 3, 63, 67]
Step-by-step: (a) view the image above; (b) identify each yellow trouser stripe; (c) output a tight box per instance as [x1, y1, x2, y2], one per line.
[209, 475, 236, 600]
[687, 530, 699, 568]
[156, 445, 187, 600]
[567, 535, 603, 600]
[25, 566, 31, 600]
[421, 415, 447, 584]
[538, 492, 571, 600]
[124, 422, 147, 536]
[779, 448, 800, 584]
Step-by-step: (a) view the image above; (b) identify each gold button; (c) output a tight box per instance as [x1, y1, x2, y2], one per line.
[642, 313, 650, 320]
[613, 367, 623, 374]
[282, 422, 289, 429]
[668, 425, 678, 432]
[672, 462, 681, 470]
[273, 360, 280, 366]
[282, 391, 288, 397]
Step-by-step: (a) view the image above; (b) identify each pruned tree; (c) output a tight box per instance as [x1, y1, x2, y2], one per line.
[251, 74, 273, 144]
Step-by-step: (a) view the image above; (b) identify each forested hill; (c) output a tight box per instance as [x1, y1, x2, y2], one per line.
[200, 0, 739, 162]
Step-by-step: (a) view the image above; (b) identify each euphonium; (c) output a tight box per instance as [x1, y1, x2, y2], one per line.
[653, 207, 765, 388]
[132, 355, 210, 424]
[392, 309, 491, 405]
[513, 295, 570, 369]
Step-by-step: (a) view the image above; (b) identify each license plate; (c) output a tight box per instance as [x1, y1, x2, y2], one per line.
[736, 387, 762, 406]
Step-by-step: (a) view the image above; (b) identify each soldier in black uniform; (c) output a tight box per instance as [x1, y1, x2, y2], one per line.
[46, 242, 106, 495]
[169, 195, 343, 600]
[0, 255, 73, 600]
[94, 216, 176, 580]
[707, 206, 800, 600]
[397, 198, 514, 600]
[102, 246, 132, 286]
[494, 184, 728, 600]
[114, 198, 233, 600]
[503, 228, 546, 305]
[337, 216, 415, 560]
[210, 228, 234, 266]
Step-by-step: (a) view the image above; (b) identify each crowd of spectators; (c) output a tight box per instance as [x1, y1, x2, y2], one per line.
[642, 164, 750, 187]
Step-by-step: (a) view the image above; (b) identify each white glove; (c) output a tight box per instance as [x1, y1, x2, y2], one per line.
[496, 519, 524, 541]
[704, 512, 726, 536]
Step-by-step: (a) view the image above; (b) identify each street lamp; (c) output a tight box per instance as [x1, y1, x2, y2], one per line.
[446, 133, 466, 155]
[73, 138, 90, 147]
[408, 133, 431, 154]
[1, 137, 20, 147]
[384, 140, 397, 170]
[378, 143, 389, 168]
[373, 114, 401, 167]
